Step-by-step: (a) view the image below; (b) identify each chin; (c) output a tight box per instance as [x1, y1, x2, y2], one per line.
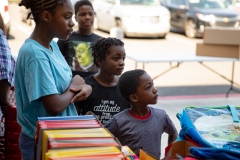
[58, 34, 70, 40]
[116, 72, 122, 76]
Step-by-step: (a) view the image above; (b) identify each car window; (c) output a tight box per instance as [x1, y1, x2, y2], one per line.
[120, 0, 159, 5]
[189, 0, 226, 9]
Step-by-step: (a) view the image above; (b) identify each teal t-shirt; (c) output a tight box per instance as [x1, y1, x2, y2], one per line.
[14, 39, 78, 138]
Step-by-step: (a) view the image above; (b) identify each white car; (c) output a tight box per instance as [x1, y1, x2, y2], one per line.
[92, 0, 170, 38]
[0, 0, 11, 38]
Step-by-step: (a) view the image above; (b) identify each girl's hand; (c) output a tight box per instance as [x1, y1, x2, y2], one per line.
[71, 75, 85, 88]
[70, 84, 92, 103]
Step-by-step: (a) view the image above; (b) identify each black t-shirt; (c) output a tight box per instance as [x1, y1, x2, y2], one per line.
[57, 32, 101, 71]
[75, 75, 130, 125]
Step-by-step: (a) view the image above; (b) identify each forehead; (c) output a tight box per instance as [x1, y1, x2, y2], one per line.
[77, 5, 93, 12]
[138, 73, 152, 86]
[54, 0, 74, 13]
[108, 45, 125, 55]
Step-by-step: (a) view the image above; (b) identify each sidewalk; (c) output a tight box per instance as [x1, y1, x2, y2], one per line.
[155, 96, 240, 159]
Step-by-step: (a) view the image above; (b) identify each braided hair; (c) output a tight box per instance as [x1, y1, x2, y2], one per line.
[118, 69, 146, 102]
[19, 0, 66, 24]
[90, 37, 124, 68]
[74, 0, 93, 15]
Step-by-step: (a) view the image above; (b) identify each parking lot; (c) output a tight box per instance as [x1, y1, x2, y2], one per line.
[5, 2, 240, 159]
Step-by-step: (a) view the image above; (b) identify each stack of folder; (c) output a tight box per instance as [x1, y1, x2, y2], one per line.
[35, 115, 139, 160]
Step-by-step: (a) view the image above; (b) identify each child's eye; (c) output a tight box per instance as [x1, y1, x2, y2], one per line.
[65, 15, 71, 19]
[146, 83, 153, 90]
[113, 57, 119, 61]
[146, 86, 151, 90]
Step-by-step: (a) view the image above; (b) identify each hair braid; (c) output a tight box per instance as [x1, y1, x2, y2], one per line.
[19, 0, 66, 23]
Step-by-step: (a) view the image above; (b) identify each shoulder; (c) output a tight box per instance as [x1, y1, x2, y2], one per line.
[18, 40, 50, 65]
[84, 75, 97, 85]
[19, 39, 43, 57]
[91, 33, 102, 40]
[105, 110, 128, 124]
[149, 107, 168, 118]
[115, 109, 128, 116]
[150, 107, 166, 114]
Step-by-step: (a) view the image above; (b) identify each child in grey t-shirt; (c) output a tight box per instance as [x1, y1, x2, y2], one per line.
[105, 69, 178, 159]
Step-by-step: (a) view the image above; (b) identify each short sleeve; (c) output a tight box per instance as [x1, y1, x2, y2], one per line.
[25, 59, 58, 102]
[163, 113, 177, 135]
[0, 30, 15, 85]
[104, 117, 119, 137]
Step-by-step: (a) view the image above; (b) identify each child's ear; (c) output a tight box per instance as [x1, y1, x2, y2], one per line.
[130, 94, 138, 102]
[96, 57, 102, 66]
[42, 11, 51, 22]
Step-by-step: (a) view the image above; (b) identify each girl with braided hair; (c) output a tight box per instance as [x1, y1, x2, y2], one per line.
[75, 37, 130, 125]
[15, 0, 92, 159]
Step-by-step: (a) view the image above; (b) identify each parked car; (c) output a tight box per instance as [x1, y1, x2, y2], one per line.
[92, 0, 170, 38]
[0, 0, 11, 38]
[161, 0, 240, 38]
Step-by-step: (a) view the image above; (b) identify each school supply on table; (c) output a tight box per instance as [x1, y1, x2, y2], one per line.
[45, 146, 124, 160]
[35, 115, 139, 160]
[164, 140, 198, 160]
[177, 105, 240, 151]
[189, 147, 240, 160]
[167, 105, 240, 159]
[35, 115, 103, 160]
[122, 145, 140, 160]
[139, 149, 157, 160]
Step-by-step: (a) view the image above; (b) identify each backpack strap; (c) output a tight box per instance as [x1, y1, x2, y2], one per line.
[227, 105, 239, 122]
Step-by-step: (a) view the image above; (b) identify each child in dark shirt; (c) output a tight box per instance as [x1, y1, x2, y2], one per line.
[75, 37, 130, 125]
[57, 0, 101, 77]
[105, 69, 178, 159]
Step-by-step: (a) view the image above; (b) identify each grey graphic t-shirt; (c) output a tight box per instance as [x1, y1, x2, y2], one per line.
[75, 75, 130, 124]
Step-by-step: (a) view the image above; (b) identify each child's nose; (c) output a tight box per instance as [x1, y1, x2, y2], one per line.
[119, 59, 125, 65]
[153, 87, 158, 93]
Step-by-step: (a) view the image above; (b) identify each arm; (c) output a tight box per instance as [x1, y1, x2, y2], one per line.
[0, 29, 15, 108]
[41, 75, 92, 116]
[104, 117, 119, 137]
[167, 131, 178, 145]
[0, 79, 12, 107]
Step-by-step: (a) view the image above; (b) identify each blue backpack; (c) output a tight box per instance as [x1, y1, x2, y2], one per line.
[177, 105, 240, 151]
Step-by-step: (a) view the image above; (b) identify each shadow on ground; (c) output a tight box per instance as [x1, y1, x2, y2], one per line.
[157, 85, 240, 97]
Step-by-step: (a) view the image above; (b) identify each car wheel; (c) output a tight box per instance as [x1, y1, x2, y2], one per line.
[185, 19, 197, 38]
[158, 33, 166, 39]
[93, 15, 99, 30]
